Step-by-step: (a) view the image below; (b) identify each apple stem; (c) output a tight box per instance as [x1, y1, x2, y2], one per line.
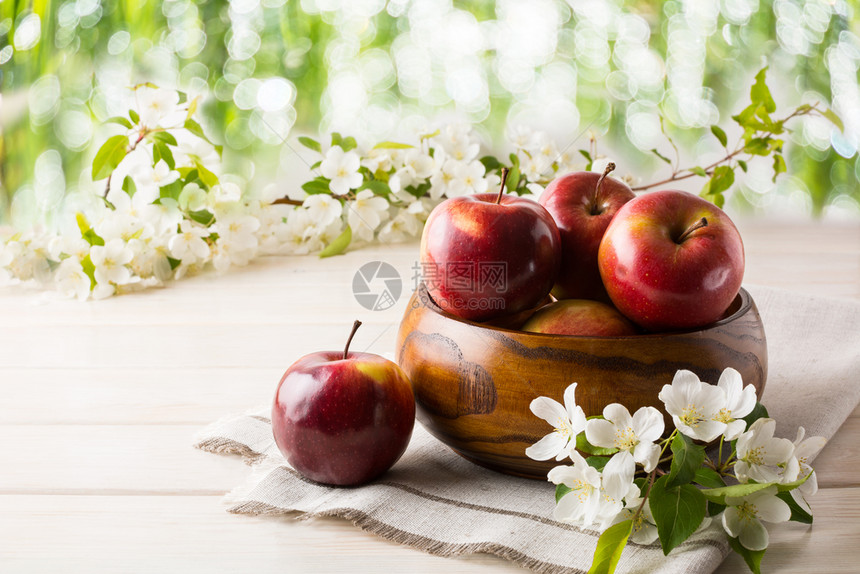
[677, 217, 709, 243]
[496, 167, 510, 205]
[591, 162, 616, 214]
[343, 319, 362, 360]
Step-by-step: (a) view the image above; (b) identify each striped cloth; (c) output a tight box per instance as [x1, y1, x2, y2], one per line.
[195, 286, 860, 574]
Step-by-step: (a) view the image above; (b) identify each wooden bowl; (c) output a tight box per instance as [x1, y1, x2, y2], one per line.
[395, 284, 767, 479]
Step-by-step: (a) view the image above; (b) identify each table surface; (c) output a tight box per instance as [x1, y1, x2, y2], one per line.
[1, 219, 858, 574]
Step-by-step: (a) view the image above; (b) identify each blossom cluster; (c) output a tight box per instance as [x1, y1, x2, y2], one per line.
[527, 368, 825, 573]
[0, 86, 590, 301]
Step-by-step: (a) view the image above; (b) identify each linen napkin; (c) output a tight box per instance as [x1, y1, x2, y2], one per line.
[195, 286, 860, 574]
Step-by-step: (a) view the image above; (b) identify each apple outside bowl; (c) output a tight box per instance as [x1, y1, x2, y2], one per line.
[395, 283, 767, 480]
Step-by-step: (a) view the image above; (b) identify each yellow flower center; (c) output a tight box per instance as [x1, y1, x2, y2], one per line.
[554, 417, 573, 439]
[570, 480, 591, 503]
[614, 426, 638, 450]
[745, 446, 765, 465]
[736, 501, 758, 523]
[713, 407, 733, 423]
[680, 404, 705, 428]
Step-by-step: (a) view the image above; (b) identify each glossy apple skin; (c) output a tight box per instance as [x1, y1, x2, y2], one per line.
[539, 171, 635, 302]
[598, 190, 745, 332]
[521, 299, 638, 336]
[420, 193, 561, 321]
[272, 351, 415, 486]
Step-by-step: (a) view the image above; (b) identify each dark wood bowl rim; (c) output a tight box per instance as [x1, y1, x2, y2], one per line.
[413, 282, 753, 341]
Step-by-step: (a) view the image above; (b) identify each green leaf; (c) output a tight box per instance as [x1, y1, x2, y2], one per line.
[106, 116, 133, 129]
[92, 135, 130, 180]
[708, 501, 727, 517]
[700, 475, 810, 506]
[728, 536, 765, 574]
[711, 125, 728, 147]
[772, 154, 787, 182]
[76, 214, 105, 246]
[556, 483, 572, 503]
[505, 164, 520, 193]
[742, 402, 769, 430]
[822, 108, 844, 133]
[737, 160, 749, 172]
[298, 136, 322, 153]
[194, 161, 219, 189]
[649, 476, 707, 555]
[750, 67, 776, 114]
[650, 148, 673, 164]
[744, 137, 771, 156]
[585, 456, 609, 471]
[578, 149, 593, 162]
[576, 431, 618, 456]
[776, 491, 813, 524]
[708, 165, 735, 195]
[693, 468, 726, 489]
[120, 176, 136, 198]
[318, 225, 351, 258]
[666, 433, 706, 488]
[480, 155, 502, 172]
[159, 180, 182, 202]
[153, 141, 176, 170]
[690, 166, 708, 177]
[188, 210, 215, 226]
[152, 131, 178, 146]
[167, 256, 182, 271]
[184, 119, 208, 141]
[129, 109, 140, 124]
[373, 141, 413, 150]
[81, 254, 97, 290]
[340, 136, 357, 152]
[588, 519, 632, 574]
[360, 180, 391, 197]
[330, 132, 343, 148]
[302, 177, 331, 195]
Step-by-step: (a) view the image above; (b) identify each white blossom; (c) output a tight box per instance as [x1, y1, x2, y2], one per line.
[446, 160, 488, 197]
[788, 427, 826, 512]
[712, 368, 757, 440]
[549, 450, 635, 530]
[303, 194, 343, 227]
[90, 238, 134, 286]
[179, 183, 209, 212]
[136, 87, 182, 128]
[613, 490, 658, 544]
[525, 383, 587, 461]
[586, 404, 665, 473]
[346, 189, 389, 242]
[54, 258, 91, 301]
[734, 418, 797, 484]
[658, 370, 728, 443]
[132, 159, 180, 199]
[320, 146, 362, 196]
[721, 486, 791, 551]
[168, 220, 211, 263]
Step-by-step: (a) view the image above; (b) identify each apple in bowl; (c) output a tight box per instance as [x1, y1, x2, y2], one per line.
[420, 169, 561, 322]
[598, 190, 745, 332]
[521, 299, 638, 337]
[539, 164, 635, 302]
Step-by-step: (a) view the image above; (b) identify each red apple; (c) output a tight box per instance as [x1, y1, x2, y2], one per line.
[539, 164, 635, 302]
[598, 190, 745, 331]
[521, 299, 638, 336]
[271, 321, 415, 486]
[420, 169, 561, 321]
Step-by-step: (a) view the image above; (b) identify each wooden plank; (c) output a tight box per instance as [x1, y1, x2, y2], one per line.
[0, 426, 254, 494]
[0, 322, 402, 369]
[0, 368, 283, 425]
[0, 488, 857, 573]
[0, 494, 522, 573]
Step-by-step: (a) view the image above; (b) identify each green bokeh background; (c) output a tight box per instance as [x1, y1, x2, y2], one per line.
[1, 0, 858, 226]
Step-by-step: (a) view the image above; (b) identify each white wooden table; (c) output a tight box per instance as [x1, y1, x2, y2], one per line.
[1, 220, 858, 573]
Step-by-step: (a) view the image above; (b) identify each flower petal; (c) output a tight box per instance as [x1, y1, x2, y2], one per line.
[738, 519, 769, 552]
[585, 418, 618, 450]
[529, 397, 568, 427]
[525, 433, 567, 461]
[603, 403, 632, 428]
[632, 406, 665, 442]
[603, 451, 635, 502]
[753, 493, 791, 524]
[722, 507, 743, 538]
[633, 441, 661, 473]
